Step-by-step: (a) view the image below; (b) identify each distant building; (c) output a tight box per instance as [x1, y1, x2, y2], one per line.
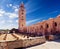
[0, 29, 10, 34]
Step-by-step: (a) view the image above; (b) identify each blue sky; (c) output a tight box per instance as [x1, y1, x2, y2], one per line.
[0, 0, 60, 29]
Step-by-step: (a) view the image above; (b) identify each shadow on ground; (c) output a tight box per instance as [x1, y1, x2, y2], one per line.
[14, 47, 26, 49]
[54, 39, 60, 42]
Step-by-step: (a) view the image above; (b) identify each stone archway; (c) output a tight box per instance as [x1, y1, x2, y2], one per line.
[44, 23, 50, 40]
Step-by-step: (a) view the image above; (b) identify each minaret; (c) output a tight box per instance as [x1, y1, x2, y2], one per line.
[19, 2, 26, 32]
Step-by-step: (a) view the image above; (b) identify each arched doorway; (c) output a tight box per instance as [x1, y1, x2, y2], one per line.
[45, 23, 50, 40]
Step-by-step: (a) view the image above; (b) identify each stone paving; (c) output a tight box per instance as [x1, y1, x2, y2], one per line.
[26, 40, 60, 49]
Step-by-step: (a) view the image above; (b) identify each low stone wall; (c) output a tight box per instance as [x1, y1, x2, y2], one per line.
[8, 40, 23, 49]
[22, 36, 46, 47]
[0, 36, 46, 49]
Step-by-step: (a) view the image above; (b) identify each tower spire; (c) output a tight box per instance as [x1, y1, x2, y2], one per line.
[20, 1, 24, 7]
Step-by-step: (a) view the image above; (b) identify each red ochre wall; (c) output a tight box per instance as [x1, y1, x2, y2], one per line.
[25, 15, 60, 35]
[54, 16, 60, 32]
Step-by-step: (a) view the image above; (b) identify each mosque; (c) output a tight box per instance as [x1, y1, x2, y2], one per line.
[18, 2, 60, 37]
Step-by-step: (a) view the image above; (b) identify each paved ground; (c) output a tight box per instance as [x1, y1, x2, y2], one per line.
[26, 40, 60, 49]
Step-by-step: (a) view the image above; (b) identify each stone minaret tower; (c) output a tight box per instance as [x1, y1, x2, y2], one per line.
[19, 2, 26, 32]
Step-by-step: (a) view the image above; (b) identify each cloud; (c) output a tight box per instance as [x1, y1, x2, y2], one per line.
[26, 18, 40, 25]
[16, 20, 18, 23]
[8, 13, 18, 19]
[8, 20, 13, 23]
[7, 4, 19, 12]
[0, 14, 3, 16]
[0, 20, 5, 24]
[12, 5, 18, 9]
[12, 5, 19, 12]
[0, 9, 5, 17]
[0, 8, 18, 29]
[26, 16, 46, 26]
[0, 9, 5, 14]
[26, 7, 41, 14]
[0, 24, 18, 29]
[0, 8, 18, 19]
[15, 8, 18, 12]
[7, 4, 13, 7]
[25, 1, 32, 10]
[9, 4, 12, 7]
[48, 11, 58, 14]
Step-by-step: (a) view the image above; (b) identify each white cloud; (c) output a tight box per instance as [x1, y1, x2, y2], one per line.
[49, 18, 53, 19]
[0, 8, 18, 29]
[8, 13, 18, 19]
[26, 18, 40, 25]
[0, 9, 5, 14]
[6, 24, 18, 29]
[13, 6, 18, 9]
[26, 7, 41, 14]
[7, 4, 19, 12]
[12, 5, 19, 12]
[9, 4, 12, 6]
[0, 6, 19, 29]
[7, 4, 12, 7]
[0, 14, 3, 16]
[0, 20, 5, 24]
[48, 11, 58, 14]
[0, 9, 5, 17]
[6, 5, 18, 19]
[15, 8, 18, 12]
[0, 9, 18, 19]
[8, 20, 13, 23]
[43, 20, 46, 21]
[6, 4, 19, 18]
[0, 23, 18, 29]
[16, 20, 18, 23]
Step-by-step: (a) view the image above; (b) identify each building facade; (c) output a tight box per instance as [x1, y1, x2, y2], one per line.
[19, 3, 60, 36]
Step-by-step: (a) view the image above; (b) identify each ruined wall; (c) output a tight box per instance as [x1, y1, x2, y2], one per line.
[22, 36, 46, 47]
[0, 36, 46, 49]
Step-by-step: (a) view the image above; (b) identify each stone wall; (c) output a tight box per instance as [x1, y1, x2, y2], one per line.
[0, 36, 46, 49]
[22, 36, 46, 47]
[26, 15, 60, 36]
